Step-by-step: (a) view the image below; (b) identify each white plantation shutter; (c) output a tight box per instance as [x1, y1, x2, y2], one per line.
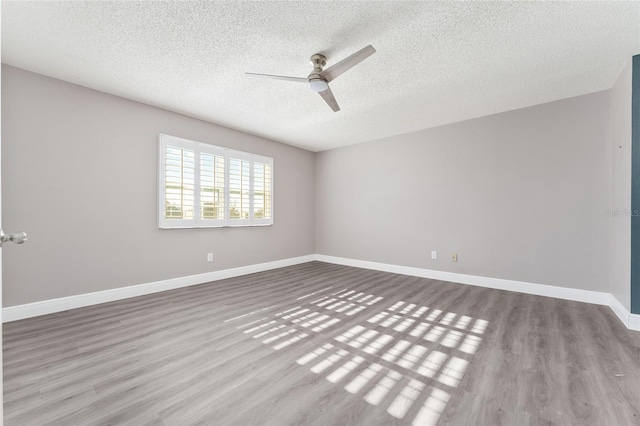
[164, 146, 195, 220]
[226, 153, 274, 226]
[159, 134, 273, 228]
[252, 161, 272, 225]
[228, 157, 251, 225]
[160, 137, 197, 228]
[200, 152, 225, 225]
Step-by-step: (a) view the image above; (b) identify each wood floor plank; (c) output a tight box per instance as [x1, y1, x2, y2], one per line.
[4, 261, 640, 425]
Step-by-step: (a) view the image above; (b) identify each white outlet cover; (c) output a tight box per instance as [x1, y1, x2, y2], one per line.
[431, 251, 437, 260]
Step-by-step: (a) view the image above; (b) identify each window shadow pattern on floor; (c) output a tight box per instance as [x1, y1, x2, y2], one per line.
[232, 289, 487, 426]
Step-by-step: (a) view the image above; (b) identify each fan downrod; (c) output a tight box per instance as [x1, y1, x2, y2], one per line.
[310, 54, 326, 72]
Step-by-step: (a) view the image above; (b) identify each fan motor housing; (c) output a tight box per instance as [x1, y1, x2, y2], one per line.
[308, 54, 329, 92]
[310, 54, 327, 70]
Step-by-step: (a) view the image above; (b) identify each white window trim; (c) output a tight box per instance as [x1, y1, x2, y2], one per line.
[158, 134, 274, 229]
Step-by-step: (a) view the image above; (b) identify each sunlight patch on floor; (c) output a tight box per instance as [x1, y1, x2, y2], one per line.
[296, 344, 334, 366]
[310, 290, 383, 316]
[413, 388, 451, 426]
[326, 355, 365, 383]
[344, 362, 384, 394]
[365, 369, 402, 405]
[231, 291, 486, 425]
[236, 289, 383, 351]
[296, 299, 488, 426]
[296, 286, 334, 300]
[223, 305, 277, 323]
[388, 378, 425, 419]
[311, 349, 349, 374]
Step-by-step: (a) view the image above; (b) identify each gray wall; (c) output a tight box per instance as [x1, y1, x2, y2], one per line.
[610, 60, 632, 310]
[316, 92, 612, 293]
[2, 65, 316, 306]
[631, 55, 640, 314]
[1, 64, 623, 306]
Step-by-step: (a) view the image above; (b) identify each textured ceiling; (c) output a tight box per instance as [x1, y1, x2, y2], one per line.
[2, 1, 639, 152]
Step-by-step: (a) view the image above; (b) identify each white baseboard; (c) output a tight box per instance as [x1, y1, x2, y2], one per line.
[609, 294, 631, 327]
[315, 255, 610, 306]
[629, 313, 640, 331]
[608, 294, 640, 331]
[316, 255, 640, 331]
[4, 253, 639, 332]
[2, 255, 315, 323]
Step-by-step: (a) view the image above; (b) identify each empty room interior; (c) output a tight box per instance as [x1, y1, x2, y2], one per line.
[2, 1, 640, 425]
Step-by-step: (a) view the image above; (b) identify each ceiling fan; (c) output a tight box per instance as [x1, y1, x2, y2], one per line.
[246, 45, 376, 112]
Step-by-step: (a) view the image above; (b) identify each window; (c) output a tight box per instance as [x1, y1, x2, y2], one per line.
[159, 134, 273, 228]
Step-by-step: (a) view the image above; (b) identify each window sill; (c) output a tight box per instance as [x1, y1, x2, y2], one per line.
[159, 223, 273, 230]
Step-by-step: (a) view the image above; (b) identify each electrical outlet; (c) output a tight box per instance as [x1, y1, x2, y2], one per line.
[451, 253, 458, 262]
[431, 251, 437, 260]
[207, 253, 213, 262]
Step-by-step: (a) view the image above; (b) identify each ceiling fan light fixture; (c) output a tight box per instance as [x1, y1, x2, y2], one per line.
[308, 78, 329, 92]
[245, 45, 376, 111]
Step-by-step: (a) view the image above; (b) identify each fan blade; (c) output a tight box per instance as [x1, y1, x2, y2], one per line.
[318, 86, 340, 112]
[245, 72, 307, 83]
[320, 45, 376, 82]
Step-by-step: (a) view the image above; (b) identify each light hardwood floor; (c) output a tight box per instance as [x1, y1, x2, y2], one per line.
[4, 261, 640, 425]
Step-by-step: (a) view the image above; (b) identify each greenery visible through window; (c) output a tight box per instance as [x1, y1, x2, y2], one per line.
[159, 134, 273, 229]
